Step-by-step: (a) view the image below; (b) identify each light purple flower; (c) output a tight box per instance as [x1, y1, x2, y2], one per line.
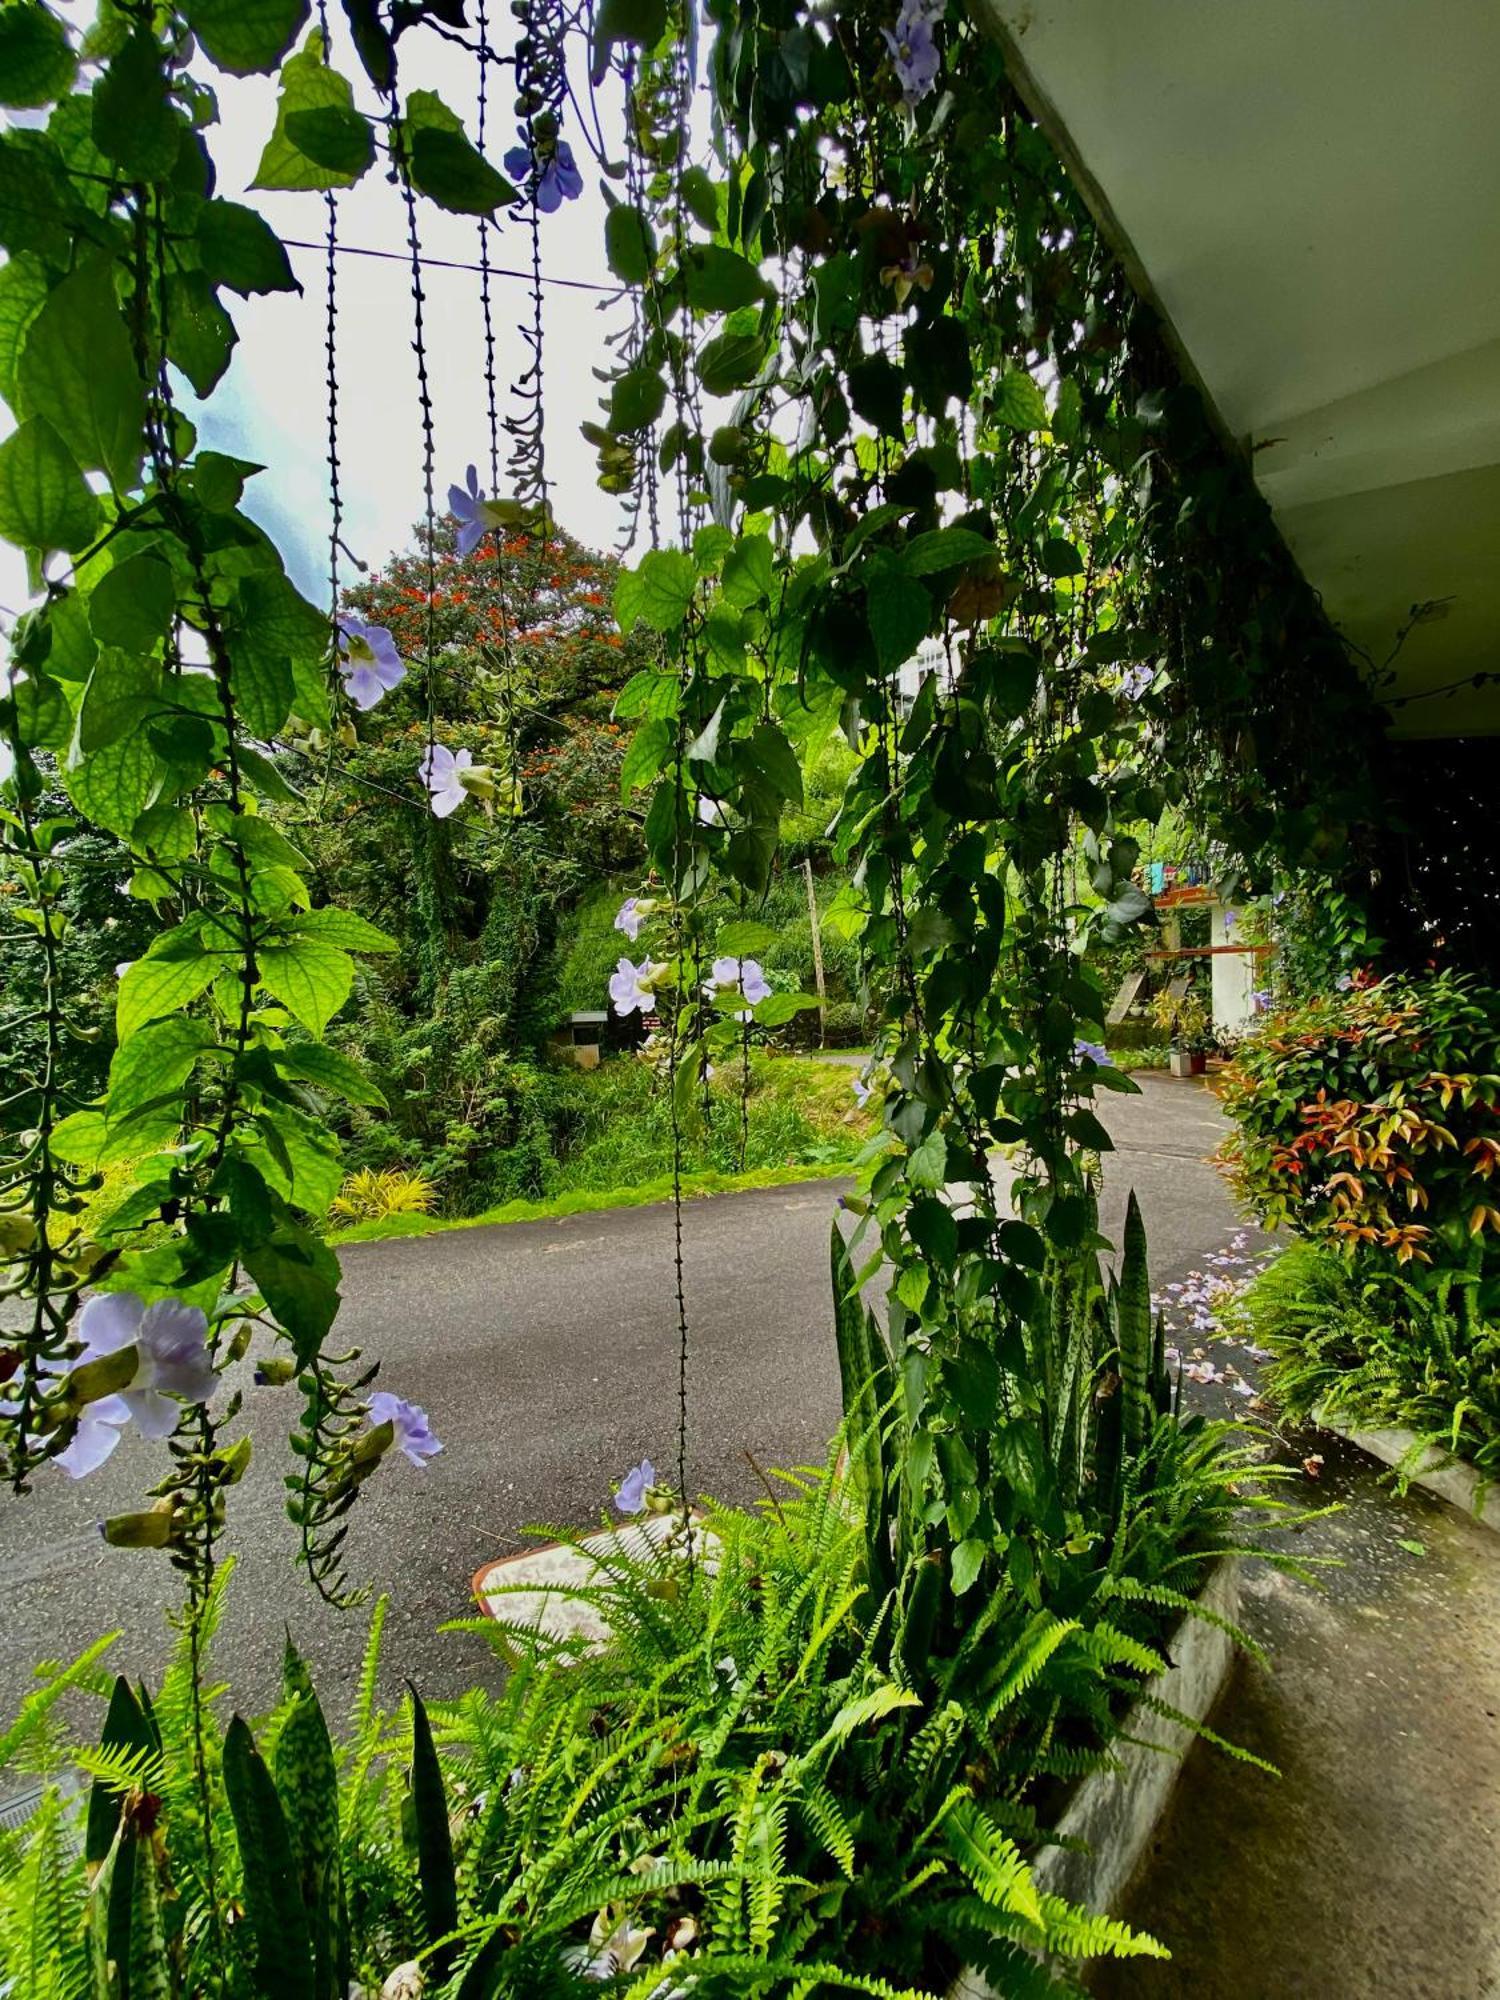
[615, 898, 644, 942]
[447, 463, 490, 558]
[367, 1390, 441, 1467]
[1250, 988, 1274, 1014]
[338, 617, 406, 711]
[614, 1458, 654, 1514]
[1074, 1037, 1112, 1066]
[1120, 662, 1154, 702]
[420, 743, 473, 818]
[1335, 971, 1353, 991]
[852, 1075, 871, 1107]
[882, 0, 944, 106]
[1182, 1360, 1222, 1385]
[1222, 910, 1238, 935]
[704, 956, 771, 1021]
[1232, 1379, 1257, 1399]
[696, 795, 725, 827]
[504, 126, 583, 213]
[114, 961, 133, 979]
[50, 1293, 217, 1478]
[609, 956, 658, 1016]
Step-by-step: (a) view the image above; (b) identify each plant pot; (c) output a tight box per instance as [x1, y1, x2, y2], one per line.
[1169, 1048, 1207, 1077]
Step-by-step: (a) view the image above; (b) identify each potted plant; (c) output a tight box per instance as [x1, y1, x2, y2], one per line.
[1151, 988, 1213, 1076]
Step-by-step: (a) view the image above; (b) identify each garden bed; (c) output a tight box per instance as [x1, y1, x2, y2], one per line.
[951, 1558, 1241, 1999]
[1313, 1409, 1497, 1534]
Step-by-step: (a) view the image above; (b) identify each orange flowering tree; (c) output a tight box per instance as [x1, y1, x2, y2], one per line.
[1219, 970, 1500, 1305]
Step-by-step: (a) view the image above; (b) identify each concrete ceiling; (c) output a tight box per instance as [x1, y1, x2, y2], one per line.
[978, 0, 1500, 737]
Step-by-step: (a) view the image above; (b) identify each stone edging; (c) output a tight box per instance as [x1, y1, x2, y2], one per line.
[950, 1557, 1242, 2000]
[1314, 1408, 1496, 1534]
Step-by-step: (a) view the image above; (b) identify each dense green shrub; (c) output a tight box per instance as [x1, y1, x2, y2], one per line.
[1230, 1242, 1500, 1485]
[1218, 970, 1500, 1308]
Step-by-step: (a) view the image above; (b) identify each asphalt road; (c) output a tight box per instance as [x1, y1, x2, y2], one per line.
[0, 1074, 1254, 1719]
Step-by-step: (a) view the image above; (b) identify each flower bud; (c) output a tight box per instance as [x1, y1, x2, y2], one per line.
[216, 1436, 253, 1485]
[0, 1214, 38, 1257]
[337, 721, 358, 750]
[64, 1344, 139, 1409]
[225, 1322, 252, 1364]
[349, 1417, 395, 1470]
[100, 1500, 178, 1549]
[254, 1354, 297, 1386]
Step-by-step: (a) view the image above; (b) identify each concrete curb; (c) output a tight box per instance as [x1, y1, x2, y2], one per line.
[950, 1557, 1242, 2000]
[1314, 1408, 1496, 1534]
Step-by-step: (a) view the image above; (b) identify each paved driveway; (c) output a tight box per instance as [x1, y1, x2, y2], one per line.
[0, 1074, 1246, 1715]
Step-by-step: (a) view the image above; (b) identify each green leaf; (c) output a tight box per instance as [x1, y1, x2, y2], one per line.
[628, 548, 696, 634]
[605, 203, 655, 283]
[1053, 377, 1083, 444]
[866, 570, 931, 674]
[275, 104, 370, 181]
[118, 932, 221, 1039]
[749, 720, 802, 804]
[237, 570, 329, 665]
[184, 0, 309, 74]
[92, 28, 180, 181]
[286, 906, 398, 951]
[273, 1643, 343, 1999]
[848, 354, 905, 436]
[250, 1100, 342, 1214]
[721, 533, 773, 608]
[907, 1129, 948, 1189]
[90, 556, 175, 652]
[1040, 537, 1084, 579]
[0, 4, 76, 107]
[257, 938, 354, 1036]
[403, 93, 517, 214]
[904, 528, 995, 576]
[195, 450, 259, 513]
[698, 328, 766, 395]
[950, 1537, 986, 1596]
[16, 254, 144, 491]
[278, 1042, 387, 1109]
[167, 272, 238, 397]
[752, 991, 818, 1026]
[608, 365, 667, 434]
[238, 743, 300, 802]
[229, 643, 294, 739]
[995, 369, 1048, 432]
[591, 0, 667, 73]
[0, 415, 98, 554]
[716, 919, 779, 957]
[408, 1687, 458, 1981]
[0, 130, 74, 260]
[681, 244, 767, 312]
[678, 165, 719, 230]
[222, 1715, 315, 2000]
[253, 33, 370, 191]
[242, 1225, 340, 1361]
[0, 252, 48, 406]
[108, 1016, 213, 1128]
[619, 717, 672, 797]
[199, 199, 301, 296]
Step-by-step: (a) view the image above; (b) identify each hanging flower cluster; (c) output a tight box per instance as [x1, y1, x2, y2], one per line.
[504, 114, 583, 213]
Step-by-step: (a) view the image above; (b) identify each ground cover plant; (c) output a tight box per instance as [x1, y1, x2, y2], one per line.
[1229, 1241, 1500, 1491]
[0, 0, 1390, 1992]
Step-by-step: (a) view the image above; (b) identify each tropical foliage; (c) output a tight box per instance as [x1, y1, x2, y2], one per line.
[1218, 970, 1500, 1305]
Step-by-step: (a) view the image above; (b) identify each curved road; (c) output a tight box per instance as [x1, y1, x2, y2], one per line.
[0, 1076, 1242, 1714]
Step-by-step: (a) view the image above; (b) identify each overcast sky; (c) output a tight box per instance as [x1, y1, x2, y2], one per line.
[1, 12, 639, 625]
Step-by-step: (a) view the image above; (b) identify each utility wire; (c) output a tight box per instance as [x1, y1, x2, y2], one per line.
[279, 236, 615, 294]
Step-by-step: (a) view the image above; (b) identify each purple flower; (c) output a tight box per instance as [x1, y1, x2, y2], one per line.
[338, 617, 406, 712]
[704, 956, 771, 1021]
[1222, 910, 1238, 936]
[504, 126, 584, 214]
[114, 960, 133, 979]
[852, 1075, 871, 1107]
[882, 0, 944, 106]
[420, 744, 474, 818]
[614, 1458, 654, 1514]
[1335, 971, 1353, 991]
[609, 956, 658, 1016]
[1120, 662, 1154, 702]
[50, 1293, 217, 1478]
[615, 897, 644, 942]
[447, 463, 490, 558]
[1250, 988, 1274, 1014]
[1074, 1037, 1112, 1066]
[368, 1390, 442, 1467]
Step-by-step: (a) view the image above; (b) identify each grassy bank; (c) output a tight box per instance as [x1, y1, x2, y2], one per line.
[330, 1158, 855, 1245]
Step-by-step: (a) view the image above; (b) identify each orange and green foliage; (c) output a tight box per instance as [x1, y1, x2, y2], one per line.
[1219, 970, 1500, 1300]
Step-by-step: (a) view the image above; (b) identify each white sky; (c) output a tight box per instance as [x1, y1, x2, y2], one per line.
[1, 13, 637, 624]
